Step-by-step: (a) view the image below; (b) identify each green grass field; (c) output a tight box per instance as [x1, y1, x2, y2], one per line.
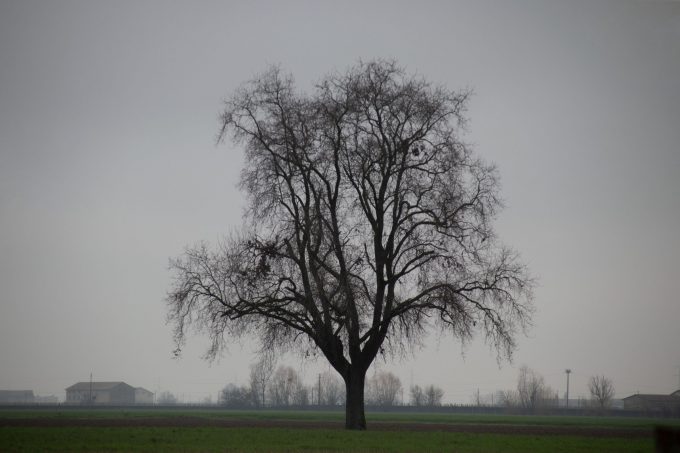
[1, 408, 678, 429]
[0, 408, 673, 452]
[0, 426, 652, 453]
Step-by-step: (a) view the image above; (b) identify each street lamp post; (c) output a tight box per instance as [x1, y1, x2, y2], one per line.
[565, 369, 571, 409]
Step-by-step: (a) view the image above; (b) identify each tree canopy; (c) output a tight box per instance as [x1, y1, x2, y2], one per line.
[167, 59, 533, 429]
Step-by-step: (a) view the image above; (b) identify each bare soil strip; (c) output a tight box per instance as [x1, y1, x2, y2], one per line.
[0, 417, 651, 438]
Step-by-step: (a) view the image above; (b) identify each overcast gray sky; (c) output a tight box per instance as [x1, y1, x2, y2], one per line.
[1, 0, 679, 404]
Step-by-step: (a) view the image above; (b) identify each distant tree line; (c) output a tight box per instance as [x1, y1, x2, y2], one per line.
[218, 359, 444, 408]
[159, 364, 615, 411]
[220, 358, 344, 408]
[410, 384, 445, 407]
[472, 366, 616, 412]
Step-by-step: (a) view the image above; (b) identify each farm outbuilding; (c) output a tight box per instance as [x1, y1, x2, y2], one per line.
[622, 391, 680, 413]
[65, 382, 136, 405]
[134, 387, 154, 404]
[0, 390, 34, 404]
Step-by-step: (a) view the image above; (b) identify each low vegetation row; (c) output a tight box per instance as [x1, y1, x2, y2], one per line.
[213, 358, 444, 409]
[157, 360, 621, 414]
[473, 365, 617, 411]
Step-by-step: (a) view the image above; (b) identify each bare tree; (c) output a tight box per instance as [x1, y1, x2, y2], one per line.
[167, 60, 534, 429]
[475, 391, 497, 407]
[291, 380, 310, 406]
[268, 366, 301, 407]
[471, 388, 482, 406]
[410, 385, 425, 407]
[367, 371, 402, 406]
[496, 389, 519, 408]
[220, 383, 253, 408]
[319, 371, 345, 405]
[411, 383, 443, 406]
[424, 385, 444, 406]
[249, 355, 275, 408]
[516, 365, 555, 411]
[588, 375, 615, 409]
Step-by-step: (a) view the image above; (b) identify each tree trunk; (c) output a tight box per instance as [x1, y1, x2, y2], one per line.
[344, 368, 367, 430]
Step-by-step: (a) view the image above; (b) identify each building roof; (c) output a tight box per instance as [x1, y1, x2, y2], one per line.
[65, 382, 132, 391]
[135, 387, 153, 394]
[622, 393, 680, 403]
[0, 390, 34, 397]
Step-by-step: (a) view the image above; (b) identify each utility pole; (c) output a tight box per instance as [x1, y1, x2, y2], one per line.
[565, 369, 571, 409]
[318, 373, 322, 406]
[89, 372, 93, 405]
